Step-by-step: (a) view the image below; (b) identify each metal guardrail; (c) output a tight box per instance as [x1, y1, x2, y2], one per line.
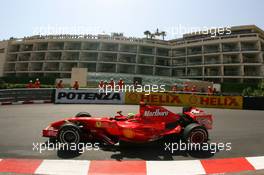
[0, 88, 54, 102]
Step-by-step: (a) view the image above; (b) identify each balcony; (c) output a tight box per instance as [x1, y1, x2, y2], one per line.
[119, 55, 136, 63]
[205, 68, 221, 76]
[34, 43, 48, 51]
[156, 58, 171, 66]
[172, 69, 185, 76]
[172, 59, 186, 66]
[243, 54, 260, 63]
[48, 42, 64, 50]
[241, 42, 258, 51]
[79, 63, 96, 72]
[187, 56, 202, 65]
[97, 63, 116, 73]
[137, 66, 153, 75]
[172, 48, 186, 57]
[82, 42, 99, 50]
[101, 43, 118, 52]
[139, 46, 155, 55]
[99, 53, 117, 62]
[156, 48, 170, 57]
[120, 44, 137, 53]
[187, 47, 202, 55]
[21, 44, 33, 51]
[222, 43, 239, 52]
[8, 45, 20, 52]
[138, 56, 154, 65]
[155, 67, 171, 76]
[223, 54, 240, 64]
[31, 53, 45, 61]
[18, 54, 30, 61]
[187, 68, 202, 76]
[65, 42, 81, 50]
[7, 54, 17, 62]
[204, 45, 220, 54]
[62, 52, 79, 61]
[80, 52, 98, 61]
[118, 64, 135, 74]
[224, 66, 241, 76]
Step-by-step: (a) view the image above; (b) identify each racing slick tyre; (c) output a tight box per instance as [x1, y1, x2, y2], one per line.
[75, 112, 91, 118]
[58, 123, 82, 145]
[182, 123, 208, 144]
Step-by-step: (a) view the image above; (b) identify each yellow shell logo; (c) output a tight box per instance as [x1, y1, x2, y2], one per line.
[95, 121, 102, 127]
[123, 129, 135, 138]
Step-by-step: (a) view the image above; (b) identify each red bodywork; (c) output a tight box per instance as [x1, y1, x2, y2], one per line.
[43, 104, 213, 144]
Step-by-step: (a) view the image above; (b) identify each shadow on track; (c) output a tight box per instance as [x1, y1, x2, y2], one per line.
[52, 136, 217, 160]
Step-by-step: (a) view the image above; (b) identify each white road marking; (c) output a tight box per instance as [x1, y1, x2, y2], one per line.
[246, 156, 264, 170]
[146, 160, 205, 175]
[34, 159, 90, 175]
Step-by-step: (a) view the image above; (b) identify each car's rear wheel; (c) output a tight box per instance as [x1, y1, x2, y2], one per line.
[75, 112, 91, 118]
[183, 123, 208, 143]
[58, 123, 81, 145]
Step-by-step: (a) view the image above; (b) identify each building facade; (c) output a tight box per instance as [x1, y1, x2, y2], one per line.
[0, 25, 264, 84]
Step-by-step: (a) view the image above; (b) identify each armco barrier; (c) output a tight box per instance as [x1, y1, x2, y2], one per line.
[243, 96, 264, 110]
[1, 88, 263, 110]
[125, 92, 243, 109]
[0, 88, 54, 103]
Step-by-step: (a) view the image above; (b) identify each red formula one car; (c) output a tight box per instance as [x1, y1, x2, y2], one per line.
[43, 103, 213, 145]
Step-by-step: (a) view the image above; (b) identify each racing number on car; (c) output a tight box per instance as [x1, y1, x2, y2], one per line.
[95, 121, 102, 128]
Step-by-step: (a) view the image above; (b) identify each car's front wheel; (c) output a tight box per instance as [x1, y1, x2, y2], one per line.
[58, 123, 81, 145]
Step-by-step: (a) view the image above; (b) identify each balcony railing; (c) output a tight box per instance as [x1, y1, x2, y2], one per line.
[241, 47, 258, 51]
[224, 71, 241, 76]
[204, 49, 220, 53]
[204, 60, 222, 64]
[222, 48, 239, 52]
[46, 57, 61, 60]
[223, 59, 240, 64]
[187, 51, 202, 55]
[243, 58, 260, 63]
[187, 61, 202, 65]
[244, 72, 260, 76]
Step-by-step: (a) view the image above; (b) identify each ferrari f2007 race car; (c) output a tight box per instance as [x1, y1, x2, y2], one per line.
[43, 102, 213, 145]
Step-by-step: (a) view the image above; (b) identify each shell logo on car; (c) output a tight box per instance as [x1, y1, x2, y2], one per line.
[123, 129, 135, 138]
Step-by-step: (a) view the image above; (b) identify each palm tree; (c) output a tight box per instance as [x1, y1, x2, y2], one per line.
[160, 31, 166, 40]
[150, 33, 156, 39]
[144, 30, 151, 39]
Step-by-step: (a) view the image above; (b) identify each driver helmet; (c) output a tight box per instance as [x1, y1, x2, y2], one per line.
[127, 113, 135, 119]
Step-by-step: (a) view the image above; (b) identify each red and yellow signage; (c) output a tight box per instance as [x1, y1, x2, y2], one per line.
[125, 92, 243, 109]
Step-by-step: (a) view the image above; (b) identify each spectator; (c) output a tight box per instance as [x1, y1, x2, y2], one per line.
[183, 84, 189, 92]
[98, 80, 104, 89]
[56, 80, 64, 89]
[171, 84, 177, 92]
[34, 78, 41, 88]
[103, 80, 108, 89]
[134, 81, 139, 89]
[213, 87, 217, 94]
[191, 85, 197, 93]
[73, 80, 79, 90]
[26, 80, 34, 88]
[207, 86, 213, 95]
[109, 78, 114, 88]
[118, 78, 124, 90]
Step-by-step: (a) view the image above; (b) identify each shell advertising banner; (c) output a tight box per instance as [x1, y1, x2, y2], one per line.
[125, 92, 243, 109]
